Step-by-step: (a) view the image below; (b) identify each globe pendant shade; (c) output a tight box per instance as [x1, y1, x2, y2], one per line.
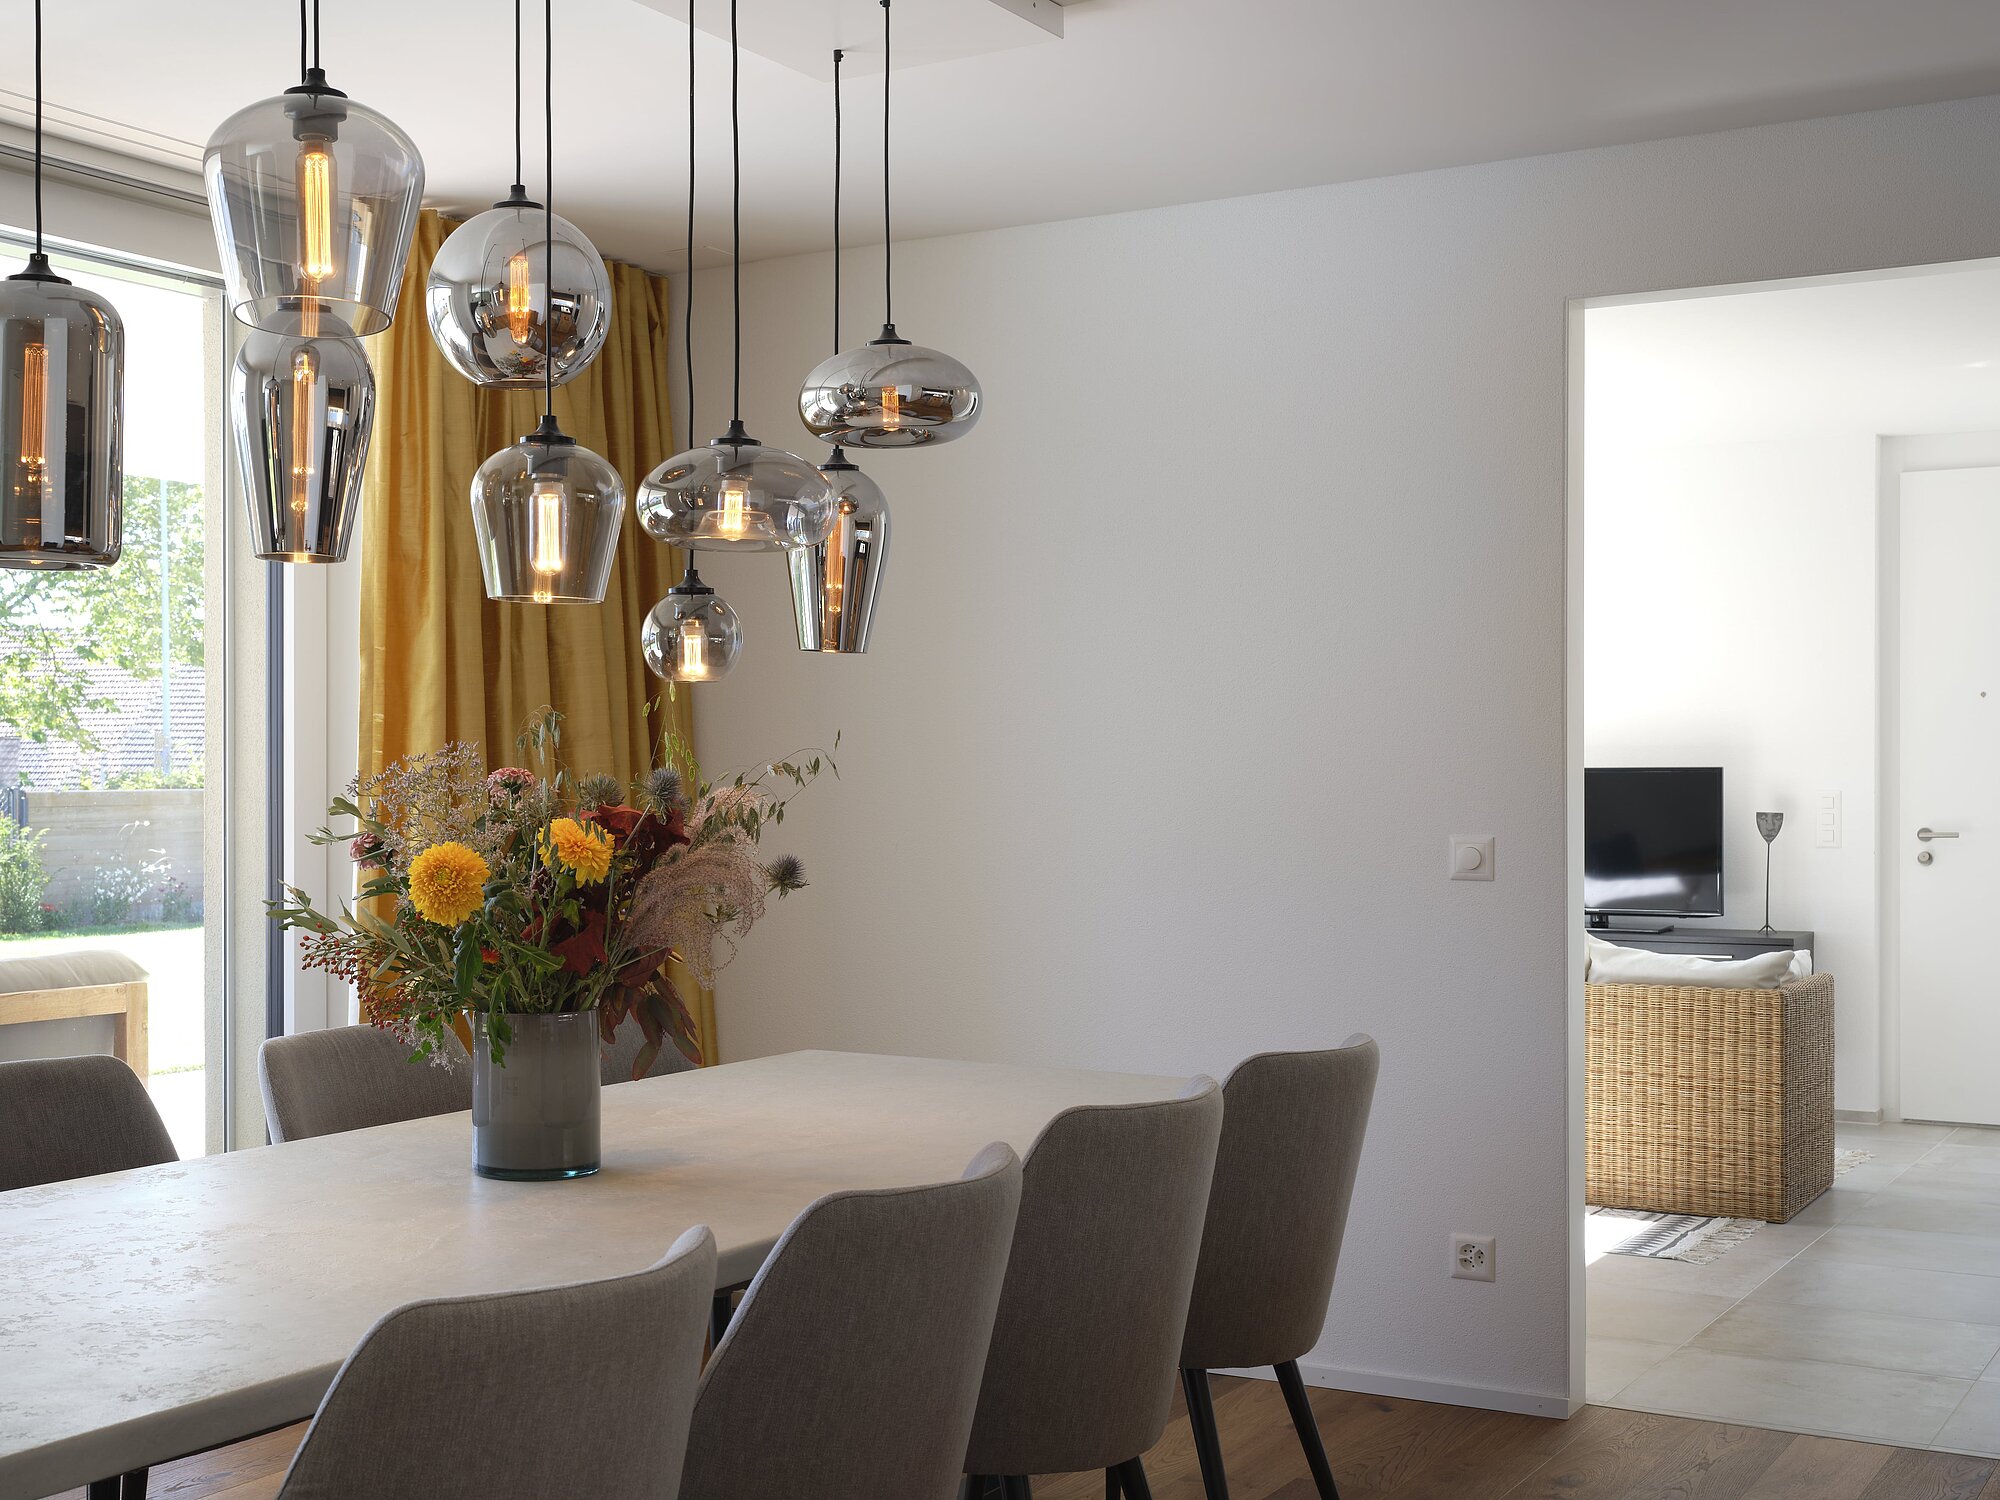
[204, 81, 424, 336]
[635, 428, 835, 553]
[426, 202, 612, 388]
[231, 315, 374, 563]
[0, 262, 125, 570]
[790, 453, 888, 653]
[797, 328, 980, 449]
[470, 423, 625, 603]
[642, 575, 742, 682]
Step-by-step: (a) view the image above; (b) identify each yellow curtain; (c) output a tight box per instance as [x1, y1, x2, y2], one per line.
[358, 209, 716, 1060]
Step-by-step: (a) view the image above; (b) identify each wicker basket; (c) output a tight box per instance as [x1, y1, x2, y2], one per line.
[1585, 972, 1835, 1223]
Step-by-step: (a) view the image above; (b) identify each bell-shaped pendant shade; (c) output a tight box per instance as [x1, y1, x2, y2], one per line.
[232, 313, 374, 563]
[0, 257, 124, 570]
[426, 200, 612, 388]
[642, 567, 742, 682]
[204, 76, 425, 336]
[790, 450, 888, 653]
[635, 423, 834, 553]
[470, 418, 625, 603]
[798, 325, 980, 449]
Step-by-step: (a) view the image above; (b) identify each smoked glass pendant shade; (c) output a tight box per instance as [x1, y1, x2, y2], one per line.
[470, 419, 625, 603]
[231, 312, 375, 563]
[0, 257, 124, 570]
[642, 569, 742, 682]
[790, 449, 888, 653]
[204, 75, 425, 336]
[635, 424, 835, 553]
[797, 325, 980, 449]
[426, 200, 612, 388]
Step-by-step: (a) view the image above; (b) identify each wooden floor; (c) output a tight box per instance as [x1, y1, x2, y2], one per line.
[50, 1373, 2000, 1500]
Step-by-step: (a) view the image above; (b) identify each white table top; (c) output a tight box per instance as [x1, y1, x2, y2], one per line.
[0, 1049, 1184, 1498]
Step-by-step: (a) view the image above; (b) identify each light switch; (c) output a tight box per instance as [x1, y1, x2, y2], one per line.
[1450, 835, 1495, 881]
[1817, 791, 1841, 849]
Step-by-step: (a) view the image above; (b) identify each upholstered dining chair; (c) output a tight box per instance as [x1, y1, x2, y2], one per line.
[678, 1143, 1024, 1500]
[259, 1024, 473, 1143]
[962, 1078, 1225, 1500]
[1177, 1036, 1380, 1500]
[276, 1226, 716, 1500]
[0, 1054, 178, 1499]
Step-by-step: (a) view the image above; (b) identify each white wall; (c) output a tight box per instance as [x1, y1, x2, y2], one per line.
[1584, 433, 1883, 1112]
[676, 93, 2000, 1414]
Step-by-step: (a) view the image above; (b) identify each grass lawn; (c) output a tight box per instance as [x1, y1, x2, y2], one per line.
[0, 920, 200, 945]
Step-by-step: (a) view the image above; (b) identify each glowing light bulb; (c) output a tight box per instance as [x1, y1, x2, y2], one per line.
[528, 478, 566, 593]
[677, 615, 709, 679]
[506, 250, 534, 345]
[289, 347, 317, 518]
[17, 340, 46, 501]
[716, 475, 749, 537]
[297, 140, 338, 285]
[880, 382, 901, 430]
[825, 502, 855, 609]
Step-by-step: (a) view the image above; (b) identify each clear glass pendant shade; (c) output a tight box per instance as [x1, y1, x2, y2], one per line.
[0, 259, 124, 570]
[231, 312, 375, 562]
[797, 326, 980, 449]
[204, 77, 425, 336]
[790, 451, 888, 653]
[635, 424, 835, 553]
[470, 420, 625, 603]
[641, 569, 742, 682]
[426, 201, 612, 388]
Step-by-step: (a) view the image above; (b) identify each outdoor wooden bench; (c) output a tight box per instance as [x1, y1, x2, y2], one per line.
[0, 950, 150, 1079]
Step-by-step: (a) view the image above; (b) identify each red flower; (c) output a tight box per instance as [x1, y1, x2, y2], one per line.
[550, 908, 609, 975]
[582, 804, 688, 872]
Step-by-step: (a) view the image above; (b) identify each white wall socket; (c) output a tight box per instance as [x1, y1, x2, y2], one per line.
[1451, 1233, 1496, 1281]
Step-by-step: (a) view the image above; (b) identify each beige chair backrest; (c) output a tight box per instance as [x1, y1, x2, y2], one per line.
[963, 1077, 1225, 1477]
[278, 1226, 717, 1500]
[0, 1054, 176, 1190]
[679, 1144, 1024, 1500]
[1180, 1036, 1380, 1371]
[259, 1024, 473, 1143]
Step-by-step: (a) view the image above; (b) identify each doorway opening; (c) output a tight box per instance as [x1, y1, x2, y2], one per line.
[1572, 257, 2000, 1454]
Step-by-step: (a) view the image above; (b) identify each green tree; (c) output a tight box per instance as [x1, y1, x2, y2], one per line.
[0, 475, 205, 748]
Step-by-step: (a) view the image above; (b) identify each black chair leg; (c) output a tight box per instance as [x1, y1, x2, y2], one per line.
[1275, 1360, 1340, 1500]
[1002, 1478, 1034, 1500]
[1181, 1367, 1230, 1500]
[964, 1478, 1000, 1500]
[1113, 1458, 1153, 1500]
[88, 1482, 118, 1500]
[1105, 1468, 1122, 1499]
[121, 1470, 149, 1500]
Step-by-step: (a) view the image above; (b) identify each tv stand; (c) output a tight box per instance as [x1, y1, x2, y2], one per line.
[1585, 924, 1814, 961]
[1588, 917, 1675, 935]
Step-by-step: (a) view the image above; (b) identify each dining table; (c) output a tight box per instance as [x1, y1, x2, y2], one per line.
[0, 1048, 1186, 1499]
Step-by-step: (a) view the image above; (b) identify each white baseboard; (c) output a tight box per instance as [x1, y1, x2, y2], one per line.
[1836, 1108, 1884, 1124]
[1216, 1359, 1576, 1420]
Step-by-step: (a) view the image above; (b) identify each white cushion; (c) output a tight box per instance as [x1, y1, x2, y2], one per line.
[1585, 935, 1797, 990]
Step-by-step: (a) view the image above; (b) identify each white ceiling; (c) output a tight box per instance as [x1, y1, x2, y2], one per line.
[9, 0, 2000, 274]
[1587, 261, 2000, 448]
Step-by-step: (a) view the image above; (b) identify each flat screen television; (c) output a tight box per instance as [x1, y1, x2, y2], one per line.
[1584, 767, 1724, 925]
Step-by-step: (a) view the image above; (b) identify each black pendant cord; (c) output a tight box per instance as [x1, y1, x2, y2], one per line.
[512, 0, 524, 195]
[685, 0, 696, 445]
[542, 0, 555, 425]
[31, 0, 43, 258]
[832, 47, 843, 357]
[298, 0, 308, 85]
[880, 0, 892, 332]
[312, 0, 322, 71]
[728, 0, 743, 430]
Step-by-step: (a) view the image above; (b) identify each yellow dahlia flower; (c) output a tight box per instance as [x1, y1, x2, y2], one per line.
[407, 842, 490, 927]
[542, 817, 612, 885]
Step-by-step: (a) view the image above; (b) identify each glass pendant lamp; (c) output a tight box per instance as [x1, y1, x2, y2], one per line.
[205, 0, 423, 336]
[636, 0, 833, 555]
[233, 312, 374, 561]
[0, 0, 124, 572]
[642, 561, 742, 682]
[797, 0, 980, 449]
[426, 0, 611, 388]
[470, 0, 624, 604]
[791, 52, 889, 652]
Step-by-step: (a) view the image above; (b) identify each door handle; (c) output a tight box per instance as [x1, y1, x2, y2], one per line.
[1917, 827, 1961, 842]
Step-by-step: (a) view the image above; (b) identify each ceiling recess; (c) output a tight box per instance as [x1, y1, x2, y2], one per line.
[630, 0, 1065, 80]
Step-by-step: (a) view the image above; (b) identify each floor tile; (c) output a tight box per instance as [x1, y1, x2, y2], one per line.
[1588, 1281, 1737, 1344]
[1848, 1196, 2000, 1237]
[1885, 1161, 2000, 1202]
[1614, 1348, 1969, 1447]
[1586, 1238, 1801, 1300]
[1937, 1382, 2000, 1456]
[1750, 1256, 2000, 1326]
[1947, 1126, 2000, 1147]
[1691, 1298, 2000, 1379]
[1925, 1145, 2000, 1176]
[1586, 1337, 1678, 1404]
[1809, 1226, 2000, 1278]
[1785, 1187, 1880, 1228]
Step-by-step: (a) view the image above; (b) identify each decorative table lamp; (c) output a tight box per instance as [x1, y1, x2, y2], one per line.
[1756, 812, 1784, 932]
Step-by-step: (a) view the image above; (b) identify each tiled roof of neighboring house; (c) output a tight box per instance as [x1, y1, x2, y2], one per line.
[0, 648, 205, 791]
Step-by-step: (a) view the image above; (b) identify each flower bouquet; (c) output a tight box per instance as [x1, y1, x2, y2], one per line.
[274, 711, 828, 1177]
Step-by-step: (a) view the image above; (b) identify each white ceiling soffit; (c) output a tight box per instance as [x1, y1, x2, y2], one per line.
[632, 0, 1065, 79]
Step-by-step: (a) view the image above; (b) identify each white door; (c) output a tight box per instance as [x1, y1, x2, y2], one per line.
[1901, 465, 2000, 1125]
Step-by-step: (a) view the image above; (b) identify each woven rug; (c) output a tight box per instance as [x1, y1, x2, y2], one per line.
[1588, 1149, 1874, 1262]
